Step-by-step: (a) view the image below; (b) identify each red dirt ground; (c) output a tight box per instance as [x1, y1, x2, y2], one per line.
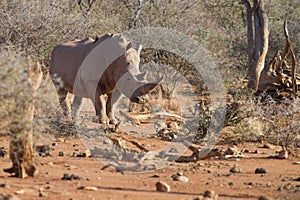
[1, 133, 300, 200]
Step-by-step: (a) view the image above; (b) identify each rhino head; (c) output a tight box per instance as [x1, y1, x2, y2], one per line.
[117, 71, 163, 103]
[116, 44, 162, 103]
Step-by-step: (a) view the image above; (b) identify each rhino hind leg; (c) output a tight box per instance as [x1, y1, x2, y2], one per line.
[57, 88, 70, 118]
[71, 95, 83, 122]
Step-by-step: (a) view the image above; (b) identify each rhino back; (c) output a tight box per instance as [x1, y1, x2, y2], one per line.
[50, 38, 96, 92]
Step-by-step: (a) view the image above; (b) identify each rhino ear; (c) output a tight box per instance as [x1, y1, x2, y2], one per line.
[126, 42, 133, 52]
[137, 44, 142, 56]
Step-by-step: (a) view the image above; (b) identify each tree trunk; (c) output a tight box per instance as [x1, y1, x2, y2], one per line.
[243, 0, 254, 82]
[4, 60, 42, 178]
[243, 0, 269, 90]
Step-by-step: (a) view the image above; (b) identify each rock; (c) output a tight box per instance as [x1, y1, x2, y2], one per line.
[0, 147, 7, 158]
[155, 181, 171, 192]
[228, 182, 234, 186]
[73, 150, 91, 157]
[277, 150, 288, 159]
[253, 149, 259, 154]
[245, 182, 256, 186]
[169, 148, 179, 153]
[140, 151, 156, 161]
[255, 168, 267, 174]
[61, 173, 82, 180]
[58, 151, 64, 156]
[39, 188, 46, 197]
[225, 146, 240, 156]
[0, 194, 21, 200]
[150, 174, 160, 178]
[35, 144, 51, 155]
[85, 186, 98, 191]
[177, 171, 184, 176]
[156, 129, 176, 141]
[0, 182, 9, 188]
[78, 186, 98, 191]
[167, 121, 180, 130]
[244, 149, 250, 153]
[203, 189, 218, 200]
[177, 176, 189, 183]
[171, 173, 189, 182]
[258, 195, 274, 200]
[85, 149, 91, 157]
[283, 183, 293, 190]
[15, 190, 25, 195]
[230, 164, 242, 173]
[39, 152, 50, 157]
[294, 177, 300, 181]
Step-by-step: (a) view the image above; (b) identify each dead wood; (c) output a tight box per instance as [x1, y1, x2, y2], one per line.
[257, 20, 298, 97]
[176, 141, 224, 162]
[284, 20, 298, 94]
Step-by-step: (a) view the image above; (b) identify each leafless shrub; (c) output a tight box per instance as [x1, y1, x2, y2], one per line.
[254, 96, 300, 148]
[0, 51, 36, 135]
[0, 0, 118, 67]
[0, 50, 61, 139]
[222, 89, 300, 148]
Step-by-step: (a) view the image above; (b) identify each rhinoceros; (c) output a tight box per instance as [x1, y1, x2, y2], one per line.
[50, 34, 161, 124]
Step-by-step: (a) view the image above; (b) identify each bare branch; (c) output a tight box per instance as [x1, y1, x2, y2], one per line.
[242, 0, 254, 86]
[251, 0, 260, 13]
[77, 0, 96, 16]
[278, 20, 291, 72]
[130, 0, 145, 29]
[268, 50, 280, 72]
[120, 0, 132, 13]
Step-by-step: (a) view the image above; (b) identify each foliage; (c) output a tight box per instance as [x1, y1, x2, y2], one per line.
[0, 50, 57, 137]
[0, 0, 299, 80]
[0, 0, 300, 147]
[0, 51, 34, 134]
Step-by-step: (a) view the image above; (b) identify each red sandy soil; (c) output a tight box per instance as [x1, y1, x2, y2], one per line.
[0, 133, 300, 200]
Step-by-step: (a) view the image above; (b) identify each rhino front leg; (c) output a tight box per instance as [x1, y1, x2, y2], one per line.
[106, 90, 123, 124]
[85, 83, 109, 124]
[92, 93, 109, 124]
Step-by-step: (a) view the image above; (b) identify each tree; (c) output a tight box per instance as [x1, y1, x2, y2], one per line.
[243, 0, 269, 90]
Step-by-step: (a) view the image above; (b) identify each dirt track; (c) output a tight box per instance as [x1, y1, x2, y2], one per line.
[1, 134, 300, 200]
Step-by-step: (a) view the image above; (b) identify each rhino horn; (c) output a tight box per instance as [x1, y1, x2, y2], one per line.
[141, 76, 163, 94]
[136, 71, 147, 81]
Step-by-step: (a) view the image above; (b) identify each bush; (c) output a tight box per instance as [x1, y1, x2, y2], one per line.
[0, 51, 37, 135]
